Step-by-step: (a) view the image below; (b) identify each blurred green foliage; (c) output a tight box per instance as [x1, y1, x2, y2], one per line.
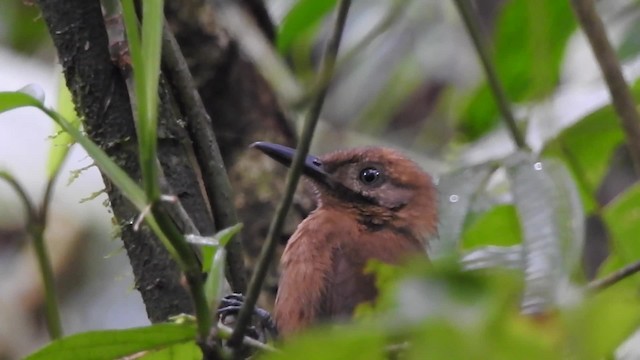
[1, 1, 49, 53]
[458, 0, 576, 140]
[5, 0, 640, 358]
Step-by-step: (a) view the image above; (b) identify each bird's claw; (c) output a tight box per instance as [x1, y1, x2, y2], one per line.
[217, 293, 278, 341]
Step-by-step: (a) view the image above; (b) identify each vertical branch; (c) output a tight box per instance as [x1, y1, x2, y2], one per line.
[569, 0, 640, 176]
[227, 0, 353, 348]
[453, 0, 527, 149]
[36, 0, 194, 322]
[161, 23, 246, 293]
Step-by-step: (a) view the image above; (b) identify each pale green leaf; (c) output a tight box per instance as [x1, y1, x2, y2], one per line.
[47, 80, 80, 179]
[26, 323, 197, 360]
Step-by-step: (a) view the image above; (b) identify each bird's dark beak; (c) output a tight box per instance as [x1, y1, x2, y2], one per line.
[251, 142, 332, 186]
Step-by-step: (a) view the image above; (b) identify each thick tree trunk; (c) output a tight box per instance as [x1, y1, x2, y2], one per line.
[35, 0, 196, 322]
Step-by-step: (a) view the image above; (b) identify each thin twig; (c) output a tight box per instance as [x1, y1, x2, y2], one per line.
[31, 224, 63, 339]
[0, 172, 63, 339]
[227, 0, 353, 349]
[0, 172, 37, 220]
[293, 0, 407, 109]
[217, 324, 279, 353]
[587, 259, 640, 292]
[570, 0, 640, 176]
[453, 0, 527, 149]
[160, 21, 246, 293]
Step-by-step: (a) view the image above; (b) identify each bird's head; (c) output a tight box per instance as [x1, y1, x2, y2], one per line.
[252, 142, 438, 243]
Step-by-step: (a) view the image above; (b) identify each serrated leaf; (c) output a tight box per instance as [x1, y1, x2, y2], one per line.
[462, 245, 523, 271]
[435, 163, 496, 256]
[505, 153, 584, 313]
[26, 323, 197, 360]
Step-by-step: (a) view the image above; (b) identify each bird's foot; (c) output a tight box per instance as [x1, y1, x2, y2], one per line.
[217, 293, 278, 342]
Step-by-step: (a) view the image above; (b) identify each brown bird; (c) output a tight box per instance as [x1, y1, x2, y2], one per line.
[252, 142, 438, 336]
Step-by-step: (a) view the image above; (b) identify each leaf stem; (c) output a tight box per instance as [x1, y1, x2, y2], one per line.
[228, 0, 353, 349]
[0, 172, 63, 339]
[31, 225, 63, 339]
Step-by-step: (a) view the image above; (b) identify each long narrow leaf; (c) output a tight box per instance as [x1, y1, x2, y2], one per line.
[0, 91, 182, 264]
[138, 0, 164, 199]
[47, 80, 80, 180]
[26, 323, 196, 360]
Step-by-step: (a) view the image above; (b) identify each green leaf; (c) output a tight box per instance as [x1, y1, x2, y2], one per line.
[201, 223, 244, 271]
[47, 80, 80, 180]
[564, 285, 640, 359]
[542, 106, 624, 213]
[462, 205, 521, 249]
[436, 163, 497, 254]
[277, 0, 338, 53]
[205, 248, 227, 305]
[458, 0, 575, 140]
[139, 341, 201, 360]
[202, 224, 243, 304]
[0, 90, 41, 112]
[121, 0, 164, 200]
[26, 323, 197, 360]
[0, 91, 182, 263]
[602, 183, 640, 280]
[618, 18, 640, 61]
[262, 326, 386, 360]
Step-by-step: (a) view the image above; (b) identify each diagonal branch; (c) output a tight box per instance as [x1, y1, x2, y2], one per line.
[453, 0, 527, 150]
[570, 0, 640, 176]
[226, 0, 353, 349]
[587, 259, 640, 292]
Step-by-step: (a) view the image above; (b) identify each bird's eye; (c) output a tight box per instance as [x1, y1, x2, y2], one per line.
[359, 167, 381, 185]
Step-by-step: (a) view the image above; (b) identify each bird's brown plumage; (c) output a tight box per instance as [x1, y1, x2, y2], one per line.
[253, 143, 438, 336]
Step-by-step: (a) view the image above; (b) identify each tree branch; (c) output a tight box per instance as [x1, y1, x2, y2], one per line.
[161, 21, 247, 293]
[226, 0, 353, 348]
[570, 0, 640, 176]
[587, 259, 640, 292]
[453, 0, 527, 150]
[35, 0, 193, 322]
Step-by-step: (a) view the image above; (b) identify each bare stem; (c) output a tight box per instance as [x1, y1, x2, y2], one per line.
[0, 172, 63, 339]
[587, 259, 640, 292]
[453, 0, 527, 149]
[570, 0, 640, 176]
[227, 0, 353, 349]
[161, 21, 247, 293]
[31, 227, 63, 339]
